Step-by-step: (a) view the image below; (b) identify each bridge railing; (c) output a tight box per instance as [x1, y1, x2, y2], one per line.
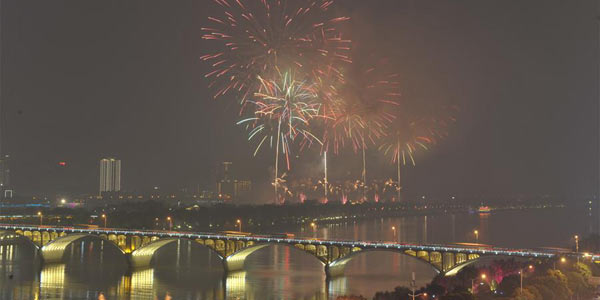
[0, 224, 575, 259]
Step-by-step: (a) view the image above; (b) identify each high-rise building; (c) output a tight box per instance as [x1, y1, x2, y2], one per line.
[221, 162, 232, 180]
[0, 154, 12, 199]
[100, 158, 121, 195]
[216, 162, 251, 200]
[233, 180, 251, 198]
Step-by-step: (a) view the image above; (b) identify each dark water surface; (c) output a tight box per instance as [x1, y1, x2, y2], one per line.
[0, 208, 592, 299]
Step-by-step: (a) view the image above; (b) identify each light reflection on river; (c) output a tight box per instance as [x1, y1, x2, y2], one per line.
[0, 208, 593, 299]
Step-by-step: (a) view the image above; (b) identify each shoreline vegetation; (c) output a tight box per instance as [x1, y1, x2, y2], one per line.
[340, 234, 600, 300]
[339, 258, 598, 300]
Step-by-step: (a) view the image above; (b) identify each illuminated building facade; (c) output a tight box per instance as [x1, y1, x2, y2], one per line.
[216, 162, 251, 200]
[99, 158, 121, 195]
[0, 154, 11, 199]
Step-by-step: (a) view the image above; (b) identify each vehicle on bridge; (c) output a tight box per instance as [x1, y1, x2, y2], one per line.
[478, 206, 492, 213]
[220, 230, 252, 237]
[453, 242, 494, 249]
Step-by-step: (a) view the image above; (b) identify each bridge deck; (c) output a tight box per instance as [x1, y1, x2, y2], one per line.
[0, 224, 579, 260]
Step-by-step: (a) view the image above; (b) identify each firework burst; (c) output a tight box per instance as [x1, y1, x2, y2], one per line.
[237, 68, 324, 202]
[201, 0, 351, 102]
[320, 59, 400, 154]
[379, 102, 458, 201]
[238, 69, 323, 161]
[380, 104, 457, 166]
[315, 59, 400, 201]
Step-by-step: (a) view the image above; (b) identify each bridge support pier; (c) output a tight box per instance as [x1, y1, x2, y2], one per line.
[324, 262, 344, 278]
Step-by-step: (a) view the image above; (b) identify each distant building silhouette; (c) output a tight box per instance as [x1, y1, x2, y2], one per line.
[0, 154, 12, 199]
[216, 162, 251, 201]
[99, 158, 121, 195]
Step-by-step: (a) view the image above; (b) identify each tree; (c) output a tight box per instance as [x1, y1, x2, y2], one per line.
[393, 286, 412, 300]
[373, 286, 411, 300]
[574, 262, 592, 279]
[456, 266, 478, 285]
[511, 286, 540, 300]
[497, 274, 519, 296]
[566, 271, 594, 299]
[440, 291, 474, 300]
[425, 282, 446, 297]
[527, 282, 555, 300]
[547, 269, 569, 289]
[336, 296, 366, 300]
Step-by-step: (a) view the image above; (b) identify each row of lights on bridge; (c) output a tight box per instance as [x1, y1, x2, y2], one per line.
[26, 214, 592, 263]
[32, 212, 249, 233]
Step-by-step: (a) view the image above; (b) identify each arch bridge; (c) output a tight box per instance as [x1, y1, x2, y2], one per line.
[0, 224, 574, 278]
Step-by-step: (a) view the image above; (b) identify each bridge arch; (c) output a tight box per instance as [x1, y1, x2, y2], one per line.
[224, 242, 330, 273]
[0, 230, 39, 250]
[130, 238, 223, 269]
[41, 233, 125, 264]
[443, 254, 533, 277]
[325, 248, 468, 278]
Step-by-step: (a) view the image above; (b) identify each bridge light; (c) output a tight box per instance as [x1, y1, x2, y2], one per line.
[166, 217, 173, 231]
[561, 257, 566, 263]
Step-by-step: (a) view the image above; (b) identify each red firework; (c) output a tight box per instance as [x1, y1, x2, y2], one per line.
[201, 0, 351, 103]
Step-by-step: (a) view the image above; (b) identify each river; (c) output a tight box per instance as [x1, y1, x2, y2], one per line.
[0, 207, 594, 299]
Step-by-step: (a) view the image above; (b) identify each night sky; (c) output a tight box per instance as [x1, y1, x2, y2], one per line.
[0, 0, 597, 198]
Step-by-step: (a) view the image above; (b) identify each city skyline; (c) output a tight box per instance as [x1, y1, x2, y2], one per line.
[0, 1, 598, 299]
[0, 0, 597, 199]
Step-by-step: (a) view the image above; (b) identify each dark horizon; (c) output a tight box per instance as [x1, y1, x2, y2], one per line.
[0, 0, 598, 198]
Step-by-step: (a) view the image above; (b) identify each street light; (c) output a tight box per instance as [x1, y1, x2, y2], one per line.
[519, 265, 535, 296]
[474, 230, 479, 243]
[408, 272, 427, 300]
[554, 258, 566, 269]
[236, 219, 242, 232]
[392, 226, 396, 242]
[408, 291, 427, 300]
[101, 214, 107, 228]
[575, 235, 579, 263]
[310, 222, 317, 237]
[37, 211, 43, 226]
[470, 273, 490, 295]
[167, 216, 172, 231]
[519, 269, 523, 295]
[553, 258, 562, 269]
